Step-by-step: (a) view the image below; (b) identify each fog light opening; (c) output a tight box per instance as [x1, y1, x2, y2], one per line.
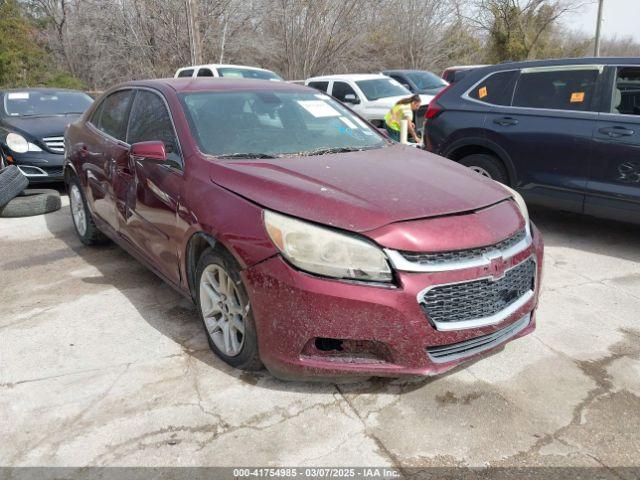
[315, 337, 344, 352]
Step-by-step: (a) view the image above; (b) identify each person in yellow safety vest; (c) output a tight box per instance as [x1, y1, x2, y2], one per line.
[384, 94, 422, 143]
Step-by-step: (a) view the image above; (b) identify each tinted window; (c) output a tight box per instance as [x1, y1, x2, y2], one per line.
[177, 69, 194, 78]
[308, 81, 329, 93]
[389, 75, 412, 89]
[332, 82, 357, 102]
[96, 90, 133, 140]
[2, 90, 93, 117]
[197, 68, 214, 77]
[513, 69, 599, 112]
[470, 70, 518, 105]
[127, 90, 181, 166]
[217, 68, 282, 81]
[180, 91, 385, 157]
[355, 78, 409, 101]
[612, 67, 640, 115]
[404, 71, 448, 91]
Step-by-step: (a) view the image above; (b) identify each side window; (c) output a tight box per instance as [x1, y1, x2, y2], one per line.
[612, 67, 640, 115]
[96, 90, 133, 141]
[177, 69, 194, 78]
[512, 68, 599, 112]
[332, 81, 357, 102]
[89, 98, 105, 127]
[127, 90, 182, 168]
[469, 70, 518, 105]
[308, 81, 329, 93]
[197, 68, 214, 77]
[390, 75, 411, 90]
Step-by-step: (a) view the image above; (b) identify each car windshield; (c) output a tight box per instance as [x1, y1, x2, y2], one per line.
[180, 90, 387, 157]
[3, 91, 93, 117]
[217, 68, 282, 81]
[404, 71, 448, 91]
[355, 78, 410, 101]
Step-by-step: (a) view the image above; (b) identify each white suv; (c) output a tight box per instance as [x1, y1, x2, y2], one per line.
[175, 64, 282, 81]
[305, 74, 433, 127]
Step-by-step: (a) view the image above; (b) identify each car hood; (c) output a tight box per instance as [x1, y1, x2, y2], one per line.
[208, 145, 511, 232]
[1, 114, 81, 139]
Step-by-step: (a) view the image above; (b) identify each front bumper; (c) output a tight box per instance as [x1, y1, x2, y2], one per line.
[7, 151, 64, 183]
[243, 223, 544, 381]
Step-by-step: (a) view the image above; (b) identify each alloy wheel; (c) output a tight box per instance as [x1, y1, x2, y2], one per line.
[69, 184, 87, 236]
[199, 264, 246, 357]
[469, 166, 492, 178]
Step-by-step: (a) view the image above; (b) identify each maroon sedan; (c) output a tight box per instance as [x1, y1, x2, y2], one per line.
[64, 78, 543, 381]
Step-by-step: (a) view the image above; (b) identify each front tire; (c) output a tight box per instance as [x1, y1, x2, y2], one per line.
[196, 249, 262, 371]
[459, 153, 509, 184]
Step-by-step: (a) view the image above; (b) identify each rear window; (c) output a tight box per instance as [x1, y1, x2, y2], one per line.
[217, 68, 282, 81]
[197, 68, 215, 77]
[469, 70, 518, 105]
[512, 68, 599, 112]
[177, 69, 194, 78]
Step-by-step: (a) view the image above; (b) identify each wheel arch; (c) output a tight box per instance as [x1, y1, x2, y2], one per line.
[444, 138, 517, 186]
[185, 231, 218, 299]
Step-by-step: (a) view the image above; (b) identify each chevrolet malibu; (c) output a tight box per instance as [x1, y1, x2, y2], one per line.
[64, 78, 544, 381]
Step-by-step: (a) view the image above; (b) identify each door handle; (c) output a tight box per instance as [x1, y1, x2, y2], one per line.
[493, 117, 519, 126]
[598, 126, 634, 138]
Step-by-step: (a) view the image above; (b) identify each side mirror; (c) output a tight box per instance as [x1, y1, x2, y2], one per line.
[130, 141, 167, 162]
[343, 94, 360, 105]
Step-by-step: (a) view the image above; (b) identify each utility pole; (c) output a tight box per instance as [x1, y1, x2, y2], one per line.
[594, 0, 604, 56]
[185, 0, 202, 65]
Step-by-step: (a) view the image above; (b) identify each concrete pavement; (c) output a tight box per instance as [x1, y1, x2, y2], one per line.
[1, 197, 639, 470]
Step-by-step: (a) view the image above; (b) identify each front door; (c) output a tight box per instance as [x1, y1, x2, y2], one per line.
[484, 66, 602, 213]
[586, 66, 640, 224]
[119, 89, 184, 284]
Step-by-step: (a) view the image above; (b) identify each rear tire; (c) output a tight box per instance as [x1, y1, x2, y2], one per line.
[459, 154, 509, 184]
[196, 248, 263, 371]
[68, 175, 108, 245]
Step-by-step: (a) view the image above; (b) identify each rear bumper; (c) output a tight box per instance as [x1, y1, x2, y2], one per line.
[243, 223, 543, 381]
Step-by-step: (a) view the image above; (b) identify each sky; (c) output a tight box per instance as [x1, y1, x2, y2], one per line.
[566, 0, 640, 42]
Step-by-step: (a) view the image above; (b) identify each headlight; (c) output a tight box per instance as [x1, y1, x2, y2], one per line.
[264, 210, 392, 282]
[6, 133, 29, 153]
[503, 185, 530, 230]
[5, 133, 41, 153]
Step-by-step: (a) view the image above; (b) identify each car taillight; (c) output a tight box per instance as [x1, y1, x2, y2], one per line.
[424, 84, 453, 120]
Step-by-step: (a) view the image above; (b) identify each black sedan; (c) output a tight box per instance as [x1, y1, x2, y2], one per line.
[0, 89, 93, 183]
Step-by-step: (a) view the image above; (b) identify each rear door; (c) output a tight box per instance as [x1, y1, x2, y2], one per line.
[86, 89, 135, 232]
[483, 65, 602, 212]
[587, 65, 640, 223]
[120, 88, 184, 284]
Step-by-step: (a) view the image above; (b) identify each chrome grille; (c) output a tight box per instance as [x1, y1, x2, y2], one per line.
[427, 314, 530, 363]
[42, 136, 65, 153]
[401, 229, 526, 266]
[420, 258, 535, 326]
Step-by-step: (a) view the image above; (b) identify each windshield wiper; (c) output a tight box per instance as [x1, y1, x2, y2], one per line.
[217, 152, 278, 159]
[297, 146, 374, 156]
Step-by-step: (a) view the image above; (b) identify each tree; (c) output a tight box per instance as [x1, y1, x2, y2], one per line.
[0, 0, 82, 88]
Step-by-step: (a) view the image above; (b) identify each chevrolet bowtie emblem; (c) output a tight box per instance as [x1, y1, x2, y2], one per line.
[488, 255, 507, 281]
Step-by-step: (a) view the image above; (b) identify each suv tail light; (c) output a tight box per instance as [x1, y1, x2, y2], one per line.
[425, 84, 453, 120]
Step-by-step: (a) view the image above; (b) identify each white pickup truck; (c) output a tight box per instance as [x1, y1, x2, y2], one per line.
[305, 74, 433, 128]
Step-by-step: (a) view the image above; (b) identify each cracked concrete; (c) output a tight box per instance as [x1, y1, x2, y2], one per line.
[1, 198, 639, 468]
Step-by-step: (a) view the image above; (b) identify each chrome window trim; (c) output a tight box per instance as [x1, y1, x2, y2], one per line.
[462, 65, 605, 115]
[416, 256, 537, 331]
[385, 224, 532, 273]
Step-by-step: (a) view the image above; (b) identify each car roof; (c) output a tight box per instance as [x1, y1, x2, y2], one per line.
[123, 77, 313, 93]
[444, 65, 490, 71]
[177, 64, 273, 72]
[382, 69, 435, 74]
[473, 57, 640, 75]
[307, 74, 388, 82]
